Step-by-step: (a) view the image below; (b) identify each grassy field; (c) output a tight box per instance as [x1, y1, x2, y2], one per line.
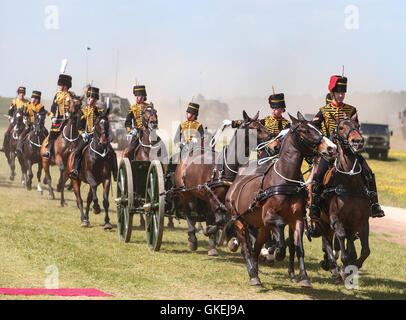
[0, 104, 405, 300]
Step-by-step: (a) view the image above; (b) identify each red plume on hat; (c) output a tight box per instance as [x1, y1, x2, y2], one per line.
[328, 76, 340, 91]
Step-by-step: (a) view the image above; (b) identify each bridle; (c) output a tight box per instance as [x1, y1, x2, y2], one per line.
[290, 120, 325, 158]
[333, 119, 363, 154]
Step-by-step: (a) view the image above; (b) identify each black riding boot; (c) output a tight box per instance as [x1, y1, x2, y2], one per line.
[368, 173, 385, 218]
[127, 134, 140, 161]
[43, 133, 56, 159]
[309, 181, 324, 237]
[17, 138, 24, 154]
[69, 152, 82, 180]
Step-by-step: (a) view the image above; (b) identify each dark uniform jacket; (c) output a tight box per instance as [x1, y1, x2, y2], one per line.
[77, 105, 104, 135]
[174, 120, 204, 144]
[231, 116, 291, 137]
[312, 102, 358, 138]
[125, 102, 152, 132]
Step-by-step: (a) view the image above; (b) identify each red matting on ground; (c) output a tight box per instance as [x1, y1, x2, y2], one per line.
[0, 288, 113, 297]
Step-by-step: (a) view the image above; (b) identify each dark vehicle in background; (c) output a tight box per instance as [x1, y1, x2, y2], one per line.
[360, 123, 392, 160]
[100, 93, 130, 150]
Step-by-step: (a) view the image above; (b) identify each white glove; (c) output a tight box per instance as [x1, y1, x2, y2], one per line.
[222, 120, 232, 126]
[64, 113, 70, 119]
[81, 133, 89, 141]
[16, 113, 21, 118]
[52, 118, 57, 124]
[10, 118, 14, 124]
[191, 138, 198, 144]
[23, 119, 27, 124]
[130, 128, 137, 135]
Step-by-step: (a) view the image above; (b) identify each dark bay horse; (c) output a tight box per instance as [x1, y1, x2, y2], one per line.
[66, 109, 114, 229]
[19, 110, 48, 192]
[225, 112, 337, 287]
[41, 94, 81, 206]
[314, 114, 371, 283]
[174, 111, 272, 256]
[5, 109, 26, 182]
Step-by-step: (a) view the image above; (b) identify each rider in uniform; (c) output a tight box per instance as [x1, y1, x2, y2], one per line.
[309, 75, 385, 231]
[173, 102, 205, 150]
[223, 92, 291, 158]
[125, 85, 153, 160]
[0, 86, 30, 152]
[42, 74, 73, 159]
[69, 87, 118, 181]
[17, 91, 46, 154]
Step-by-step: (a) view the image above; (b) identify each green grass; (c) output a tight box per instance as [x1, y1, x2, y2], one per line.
[0, 124, 405, 300]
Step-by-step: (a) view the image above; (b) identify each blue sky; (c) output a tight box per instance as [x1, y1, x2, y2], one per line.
[0, 0, 405, 103]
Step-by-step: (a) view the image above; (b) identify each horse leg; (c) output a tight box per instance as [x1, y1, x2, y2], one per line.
[18, 154, 26, 186]
[10, 153, 16, 180]
[253, 225, 271, 274]
[72, 179, 87, 227]
[236, 221, 261, 286]
[102, 179, 112, 230]
[206, 210, 219, 256]
[85, 188, 93, 222]
[26, 159, 33, 191]
[321, 233, 342, 283]
[86, 176, 101, 215]
[330, 216, 349, 269]
[274, 223, 287, 261]
[37, 162, 43, 195]
[355, 221, 370, 269]
[291, 219, 312, 288]
[43, 161, 55, 200]
[346, 230, 357, 265]
[288, 227, 297, 282]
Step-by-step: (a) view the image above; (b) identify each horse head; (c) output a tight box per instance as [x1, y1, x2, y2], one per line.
[33, 111, 46, 135]
[240, 110, 271, 145]
[142, 106, 159, 131]
[289, 111, 337, 161]
[94, 107, 110, 147]
[67, 93, 82, 118]
[330, 112, 364, 154]
[12, 109, 25, 132]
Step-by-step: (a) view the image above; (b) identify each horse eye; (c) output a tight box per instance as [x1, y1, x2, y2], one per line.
[339, 126, 344, 130]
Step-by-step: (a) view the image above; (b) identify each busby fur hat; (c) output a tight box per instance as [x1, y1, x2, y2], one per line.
[186, 102, 200, 116]
[268, 93, 286, 109]
[328, 75, 347, 93]
[58, 74, 72, 88]
[133, 85, 147, 97]
[87, 87, 100, 99]
[17, 87, 26, 94]
[31, 91, 41, 101]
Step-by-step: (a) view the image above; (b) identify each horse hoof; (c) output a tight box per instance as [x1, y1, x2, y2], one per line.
[187, 240, 198, 251]
[93, 206, 101, 215]
[48, 194, 55, 200]
[208, 248, 219, 256]
[249, 278, 262, 287]
[61, 202, 68, 207]
[167, 221, 175, 229]
[27, 186, 32, 191]
[290, 275, 298, 283]
[299, 279, 312, 288]
[81, 221, 90, 228]
[10, 176, 14, 181]
[104, 223, 113, 230]
[227, 238, 239, 252]
[38, 191, 43, 195]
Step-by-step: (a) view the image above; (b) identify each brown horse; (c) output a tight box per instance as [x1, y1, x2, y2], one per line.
[174, 111, 272, 256]
[122, 107, 167, 161]
[225, 112, 337, 287]
[5, 108, 26, 183]
[40, 94, 82, 206]
[65, 108, 114, 228]
[314, 114, 370, 283]
[18, 110, 48, 192]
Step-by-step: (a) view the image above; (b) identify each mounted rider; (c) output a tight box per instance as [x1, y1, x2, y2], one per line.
[310, 74, 385, 224]
[0, 86, 30, 152]
[17, 91, 46, 154]
[125, 85, 154, 160]
[173, 102, 205, 150]
[69, 87, 118, 181]
[222, 92, 291, 158]
[42, 74, 74, 159]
